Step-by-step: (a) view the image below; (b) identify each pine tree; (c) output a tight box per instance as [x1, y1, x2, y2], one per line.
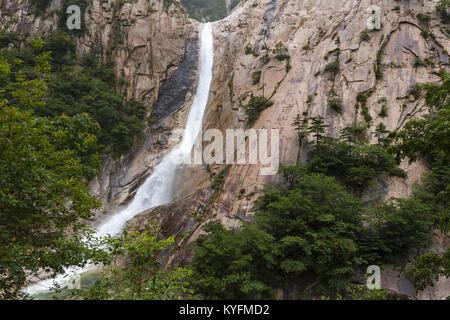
[340, 126, 354, 148]
[308, 115, 328, 145]
[374, 122, 390, 146]
[292, 113, 310, 148]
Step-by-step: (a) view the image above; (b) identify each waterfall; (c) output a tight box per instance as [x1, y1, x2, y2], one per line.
[97, 23, 214, 237]
[25, 23, 214, 296]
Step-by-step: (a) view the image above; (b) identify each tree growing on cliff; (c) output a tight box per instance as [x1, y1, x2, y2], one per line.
[390, 71, 449, 164]
[405, 249, 450, 292]
[308, 115, 328, 145]
[292, 113, 310, 148]
[389, 71, 450, 293]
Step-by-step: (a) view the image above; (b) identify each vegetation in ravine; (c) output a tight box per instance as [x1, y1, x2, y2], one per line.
[181, 0, 228, 22]
[0, 31, 146, 157]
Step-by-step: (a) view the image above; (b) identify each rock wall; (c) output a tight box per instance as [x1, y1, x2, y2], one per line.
[132, 0, 449, 299]
[0, 0, 201, 214]
[2, 0, 449, 299]
[205, 0, 448, 224]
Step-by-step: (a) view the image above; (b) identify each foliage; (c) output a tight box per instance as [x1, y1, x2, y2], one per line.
[360, 30, 370, 42]
[251, 71, 261, 84]
[379, 104, 388, 118]
[275, 54, 291, 61]
[74, 226, 196, 300]
[29, 0, 53, 13]
[307, 115, 328, 145]
[437, 0, 450, 23]
[58, 0, 90, 33]
[348, 286, 409, 300]
[366, 198, 434, 262]
[0, 31, 20, 49]
[229, 0, 242, 11]
[190, 221, 275, 299]
[191, 164, 371, 298]
[324, 61, 340, 77]
[0, 52, 106, 299]
[340, 123, 367, 146]
[389, 72, 450, 292]
[405, 249, 450, 292]
[306, 138, 404, 190]
[328, 98, 343, 114]
[390, 72, 449, 164]
[191, 72, 450, 299]
[255, 165, 366, 292]
[417, 13, 431, 26]
[0, 32, 145, 157]
[292, 113, 310, 148]
[243, 95, 274, 126]
[181, 0, 228, 22]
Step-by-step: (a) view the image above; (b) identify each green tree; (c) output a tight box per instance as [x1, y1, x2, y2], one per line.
[191, 164, 369, 299]
[75, 226, 196, 300]
[405, 249, 450, 292]
[306, 138, 404, 190]
[374, 122, 390, 146]
[181, 0, 228, 22]
[255, 164, 366, 293]
[390, 72, 449, 164]
[367, 198, 434, 262]
[244, 95, 274, 127]
[308, 115, 328, 145]
[339, 123, 367, 149]
[190, 221, 275, 300]
[292, 113, 309, 148]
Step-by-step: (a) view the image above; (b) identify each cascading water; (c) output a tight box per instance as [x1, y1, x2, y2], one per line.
[97, 23, 214, 237]
[25, 23, 214, 296]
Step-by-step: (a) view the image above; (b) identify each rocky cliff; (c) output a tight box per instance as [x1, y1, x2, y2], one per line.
[131, 0, 450, 299]
[2, 0, 449, 299]
[1, 0, 202, 215]
[209, 0, 449, 300]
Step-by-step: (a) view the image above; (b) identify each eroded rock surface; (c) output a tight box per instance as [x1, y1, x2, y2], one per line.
[165, 0, 450, 299]
[2, 0, 449, 299]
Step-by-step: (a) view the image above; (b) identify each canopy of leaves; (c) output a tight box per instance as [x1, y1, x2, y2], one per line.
[181, 0, 228, 22]
[405, 249, 450, 292]
[74, 227, 195, 300]
[390, 72, 449, 164]
[191, 164, 372, 299]
[191, 158, 441, 299]
[307, 137, 404, 190]
[0, 32, 145, 157]
[0, 52, 106, 298]
[244, 95, 274, 127]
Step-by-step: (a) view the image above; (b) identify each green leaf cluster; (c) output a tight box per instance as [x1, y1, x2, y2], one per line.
[74, 226, 196, 300]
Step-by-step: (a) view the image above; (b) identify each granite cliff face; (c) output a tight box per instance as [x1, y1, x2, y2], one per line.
[134, 0, 449, 299]
[1, 0, 449, 299]
[1, 0, 201, 214]
[205, 0, 448, 221]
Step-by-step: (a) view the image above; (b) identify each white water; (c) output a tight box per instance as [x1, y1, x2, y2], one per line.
[25, 23, 214, 296]
[97, 22, 214, 237]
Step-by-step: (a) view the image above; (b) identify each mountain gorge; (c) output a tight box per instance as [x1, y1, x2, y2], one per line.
[0, 0, 449, 300]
